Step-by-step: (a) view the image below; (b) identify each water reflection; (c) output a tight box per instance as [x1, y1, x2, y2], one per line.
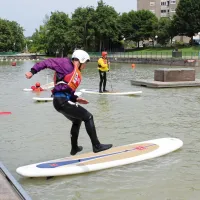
[1, 61, 200, 200]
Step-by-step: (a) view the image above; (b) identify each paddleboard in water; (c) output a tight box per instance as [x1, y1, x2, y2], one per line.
[32, 97, 53, 102]
[23, 88, 33, 92]
[32, 92, 82, 102]
[80, 89, 142, 96]
[0, 112, 11, 115]
[16, 138, 183, 177]
[23, 82, 54, 91]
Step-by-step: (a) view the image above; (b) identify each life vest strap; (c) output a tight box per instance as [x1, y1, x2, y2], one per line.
[55, 81, 67, 85]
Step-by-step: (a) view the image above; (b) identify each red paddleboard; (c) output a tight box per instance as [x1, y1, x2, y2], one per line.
[0, 112, 12, 115]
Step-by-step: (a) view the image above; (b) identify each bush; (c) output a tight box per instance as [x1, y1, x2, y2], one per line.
[174, 41, 185, 47]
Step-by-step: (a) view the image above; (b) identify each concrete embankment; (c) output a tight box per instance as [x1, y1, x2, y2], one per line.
[0, 162, 31, 200]
[0, 54, 42, 61]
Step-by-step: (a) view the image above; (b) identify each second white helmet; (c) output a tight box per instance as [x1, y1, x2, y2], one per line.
[72, 50, 90, 64]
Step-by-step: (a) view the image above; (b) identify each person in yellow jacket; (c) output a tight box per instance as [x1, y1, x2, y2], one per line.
[98, 51, 110, 93]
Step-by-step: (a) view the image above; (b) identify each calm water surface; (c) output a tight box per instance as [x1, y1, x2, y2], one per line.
[0, 60, 200, 200]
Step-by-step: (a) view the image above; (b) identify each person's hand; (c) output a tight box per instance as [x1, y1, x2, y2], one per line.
[76, 97, 89, 104]
[108, 62, 110, 65]
[25, 72, 33, 79]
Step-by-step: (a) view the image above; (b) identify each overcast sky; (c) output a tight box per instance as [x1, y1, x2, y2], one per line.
[1, 0, 137, 37]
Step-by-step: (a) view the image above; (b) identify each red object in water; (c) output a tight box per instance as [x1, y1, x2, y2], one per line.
[31, 86, 36, 90]
[131, 64, 136, 68]
[0, 112, 12, 115]
[11, 62, 16, 66]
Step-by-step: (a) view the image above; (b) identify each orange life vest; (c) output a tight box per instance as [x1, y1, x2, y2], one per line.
[34, 87, 43, 92]
[31, 86, 43, 92]
[54, 66, 82, 91]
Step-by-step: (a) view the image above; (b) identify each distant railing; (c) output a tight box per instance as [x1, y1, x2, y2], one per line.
[1, 51, 200, 59]
[89, 51, 200, 59]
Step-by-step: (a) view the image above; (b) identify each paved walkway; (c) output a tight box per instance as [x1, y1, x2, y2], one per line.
[0, 172, 22, 200]
[0, 162, 31, 200]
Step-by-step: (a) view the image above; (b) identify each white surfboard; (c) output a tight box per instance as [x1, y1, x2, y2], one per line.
[16, 138, 183, 177]
[23, 82, 54, 92]
[32, 97, 53, 102]
[32, 92, 82, 102]
[23, 88, 33, 92]
[80, 89, 142, 96]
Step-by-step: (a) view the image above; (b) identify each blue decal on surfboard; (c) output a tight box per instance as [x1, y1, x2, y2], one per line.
[36, 144, 155, 169]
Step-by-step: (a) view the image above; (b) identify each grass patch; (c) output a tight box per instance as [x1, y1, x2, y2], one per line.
[133, 46, 200, 53]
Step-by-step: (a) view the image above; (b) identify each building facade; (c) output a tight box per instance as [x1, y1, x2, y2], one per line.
[137, 0, 179, 18]
[137, 0, 191, 43]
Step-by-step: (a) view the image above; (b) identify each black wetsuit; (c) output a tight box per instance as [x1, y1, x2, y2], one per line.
[53, 95, 100, 150]
[99, 70, 107, 92]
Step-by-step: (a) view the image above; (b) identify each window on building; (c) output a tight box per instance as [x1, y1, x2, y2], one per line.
[170, 0, 176, 4]
[161, 10, 167, 13]
[150, 2, 155, 6]
[170, 8, 176, 12]
[161, 2, 166, 6]
[150, 9, 155, 13]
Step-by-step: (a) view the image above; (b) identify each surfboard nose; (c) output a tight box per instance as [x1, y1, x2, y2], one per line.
[170, 138, 183, 147]
[16, 167, 24, 176]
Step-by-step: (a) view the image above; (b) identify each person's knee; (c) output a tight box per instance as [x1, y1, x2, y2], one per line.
[84, 113, 93, 123]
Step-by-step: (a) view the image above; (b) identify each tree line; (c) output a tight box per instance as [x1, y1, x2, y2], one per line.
[0, 19, 24, 52]
[0, 0, 200, 56]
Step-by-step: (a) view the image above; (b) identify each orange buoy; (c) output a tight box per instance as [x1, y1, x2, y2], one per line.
[131, 64, 135, 68]
[11, 62, 16, 66]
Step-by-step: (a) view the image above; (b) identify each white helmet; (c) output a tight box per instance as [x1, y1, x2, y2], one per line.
[72, 50, 90, 64]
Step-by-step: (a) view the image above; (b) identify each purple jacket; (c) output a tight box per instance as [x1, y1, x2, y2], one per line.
[30, 58, 78, 101]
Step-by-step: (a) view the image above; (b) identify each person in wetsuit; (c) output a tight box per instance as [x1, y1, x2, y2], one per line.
[98, 51, 110, 93]
[31, 82, 44, 92]
[25, 50, 112, 156]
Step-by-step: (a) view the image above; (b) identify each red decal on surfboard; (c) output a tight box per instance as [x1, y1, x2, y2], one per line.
[50, 163, 58, 167]
[135, 146, 146, 150]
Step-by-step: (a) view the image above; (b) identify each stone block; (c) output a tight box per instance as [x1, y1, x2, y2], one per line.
[154, 68, 195, 82]
[172, 51, 182, 58]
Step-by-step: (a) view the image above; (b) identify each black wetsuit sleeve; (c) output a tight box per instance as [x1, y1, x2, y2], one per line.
[30, 68, 37, 75]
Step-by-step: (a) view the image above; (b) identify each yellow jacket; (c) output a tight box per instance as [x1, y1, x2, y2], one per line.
[98, 57, 109, 72]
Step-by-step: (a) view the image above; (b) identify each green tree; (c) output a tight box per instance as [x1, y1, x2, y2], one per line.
[46, 11, 71, 57]
[173, 0, 200, 41]
[134, 10, 158, 47]
[8, 21, 24, 52]
[119, 11, 138, 42]
[29, 14, 50, 54]
[0, 18, 24, 52]
[0, 19, 13, 51]
[94, 0, 120, 51]
[30, 25, 49, 53]
[70, 6, 96, 51]
[157, 18, 177, 46]
[165, 18, 178, 45]
[119, 10, 158, 47]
